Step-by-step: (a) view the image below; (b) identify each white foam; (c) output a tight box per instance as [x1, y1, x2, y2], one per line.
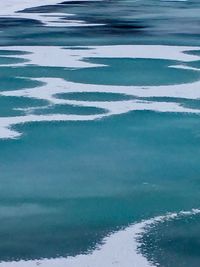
[0, 208, 199, 267]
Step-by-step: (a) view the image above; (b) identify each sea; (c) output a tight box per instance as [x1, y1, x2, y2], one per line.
[0, 0, 200, 266]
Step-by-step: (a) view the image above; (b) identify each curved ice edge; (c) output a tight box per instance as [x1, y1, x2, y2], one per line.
[0, 0, 64, 16]
[0, 100, 200, 140]
[3, 12, 104, 28]
[0, 0, 100, 16]
[0, 0, 103, 27]
[1, 77, 200, 140]
[1, 45, 200, 68]
[0, 44, 200, 139]
[1, 208, 200, 267]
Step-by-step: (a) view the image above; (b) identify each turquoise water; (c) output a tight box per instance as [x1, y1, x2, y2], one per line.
[0, 0, 200, 266]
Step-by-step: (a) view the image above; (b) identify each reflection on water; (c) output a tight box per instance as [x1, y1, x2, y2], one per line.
[0, 0, 200, 46]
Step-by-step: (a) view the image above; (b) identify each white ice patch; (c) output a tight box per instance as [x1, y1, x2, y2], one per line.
[0, 208, 199, 267]
[0, 45, 200, 139]
[0, 45, 200, 68]
[0, 0, 101, 15]
[1, 75, 200, 139]
[0, 0, 103, 27]
[0, 0, 62, 15]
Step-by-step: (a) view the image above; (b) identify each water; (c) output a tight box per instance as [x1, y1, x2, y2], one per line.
[0, 0, 200, 266]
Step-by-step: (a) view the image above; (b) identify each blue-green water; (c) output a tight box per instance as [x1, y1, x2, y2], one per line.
[0, 1, 200, 266]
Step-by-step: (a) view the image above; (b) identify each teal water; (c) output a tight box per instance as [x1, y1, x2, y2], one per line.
[0, 0, 200, 266]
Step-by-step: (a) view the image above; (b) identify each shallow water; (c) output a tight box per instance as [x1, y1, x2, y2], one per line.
[0, 0, 200, 266]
